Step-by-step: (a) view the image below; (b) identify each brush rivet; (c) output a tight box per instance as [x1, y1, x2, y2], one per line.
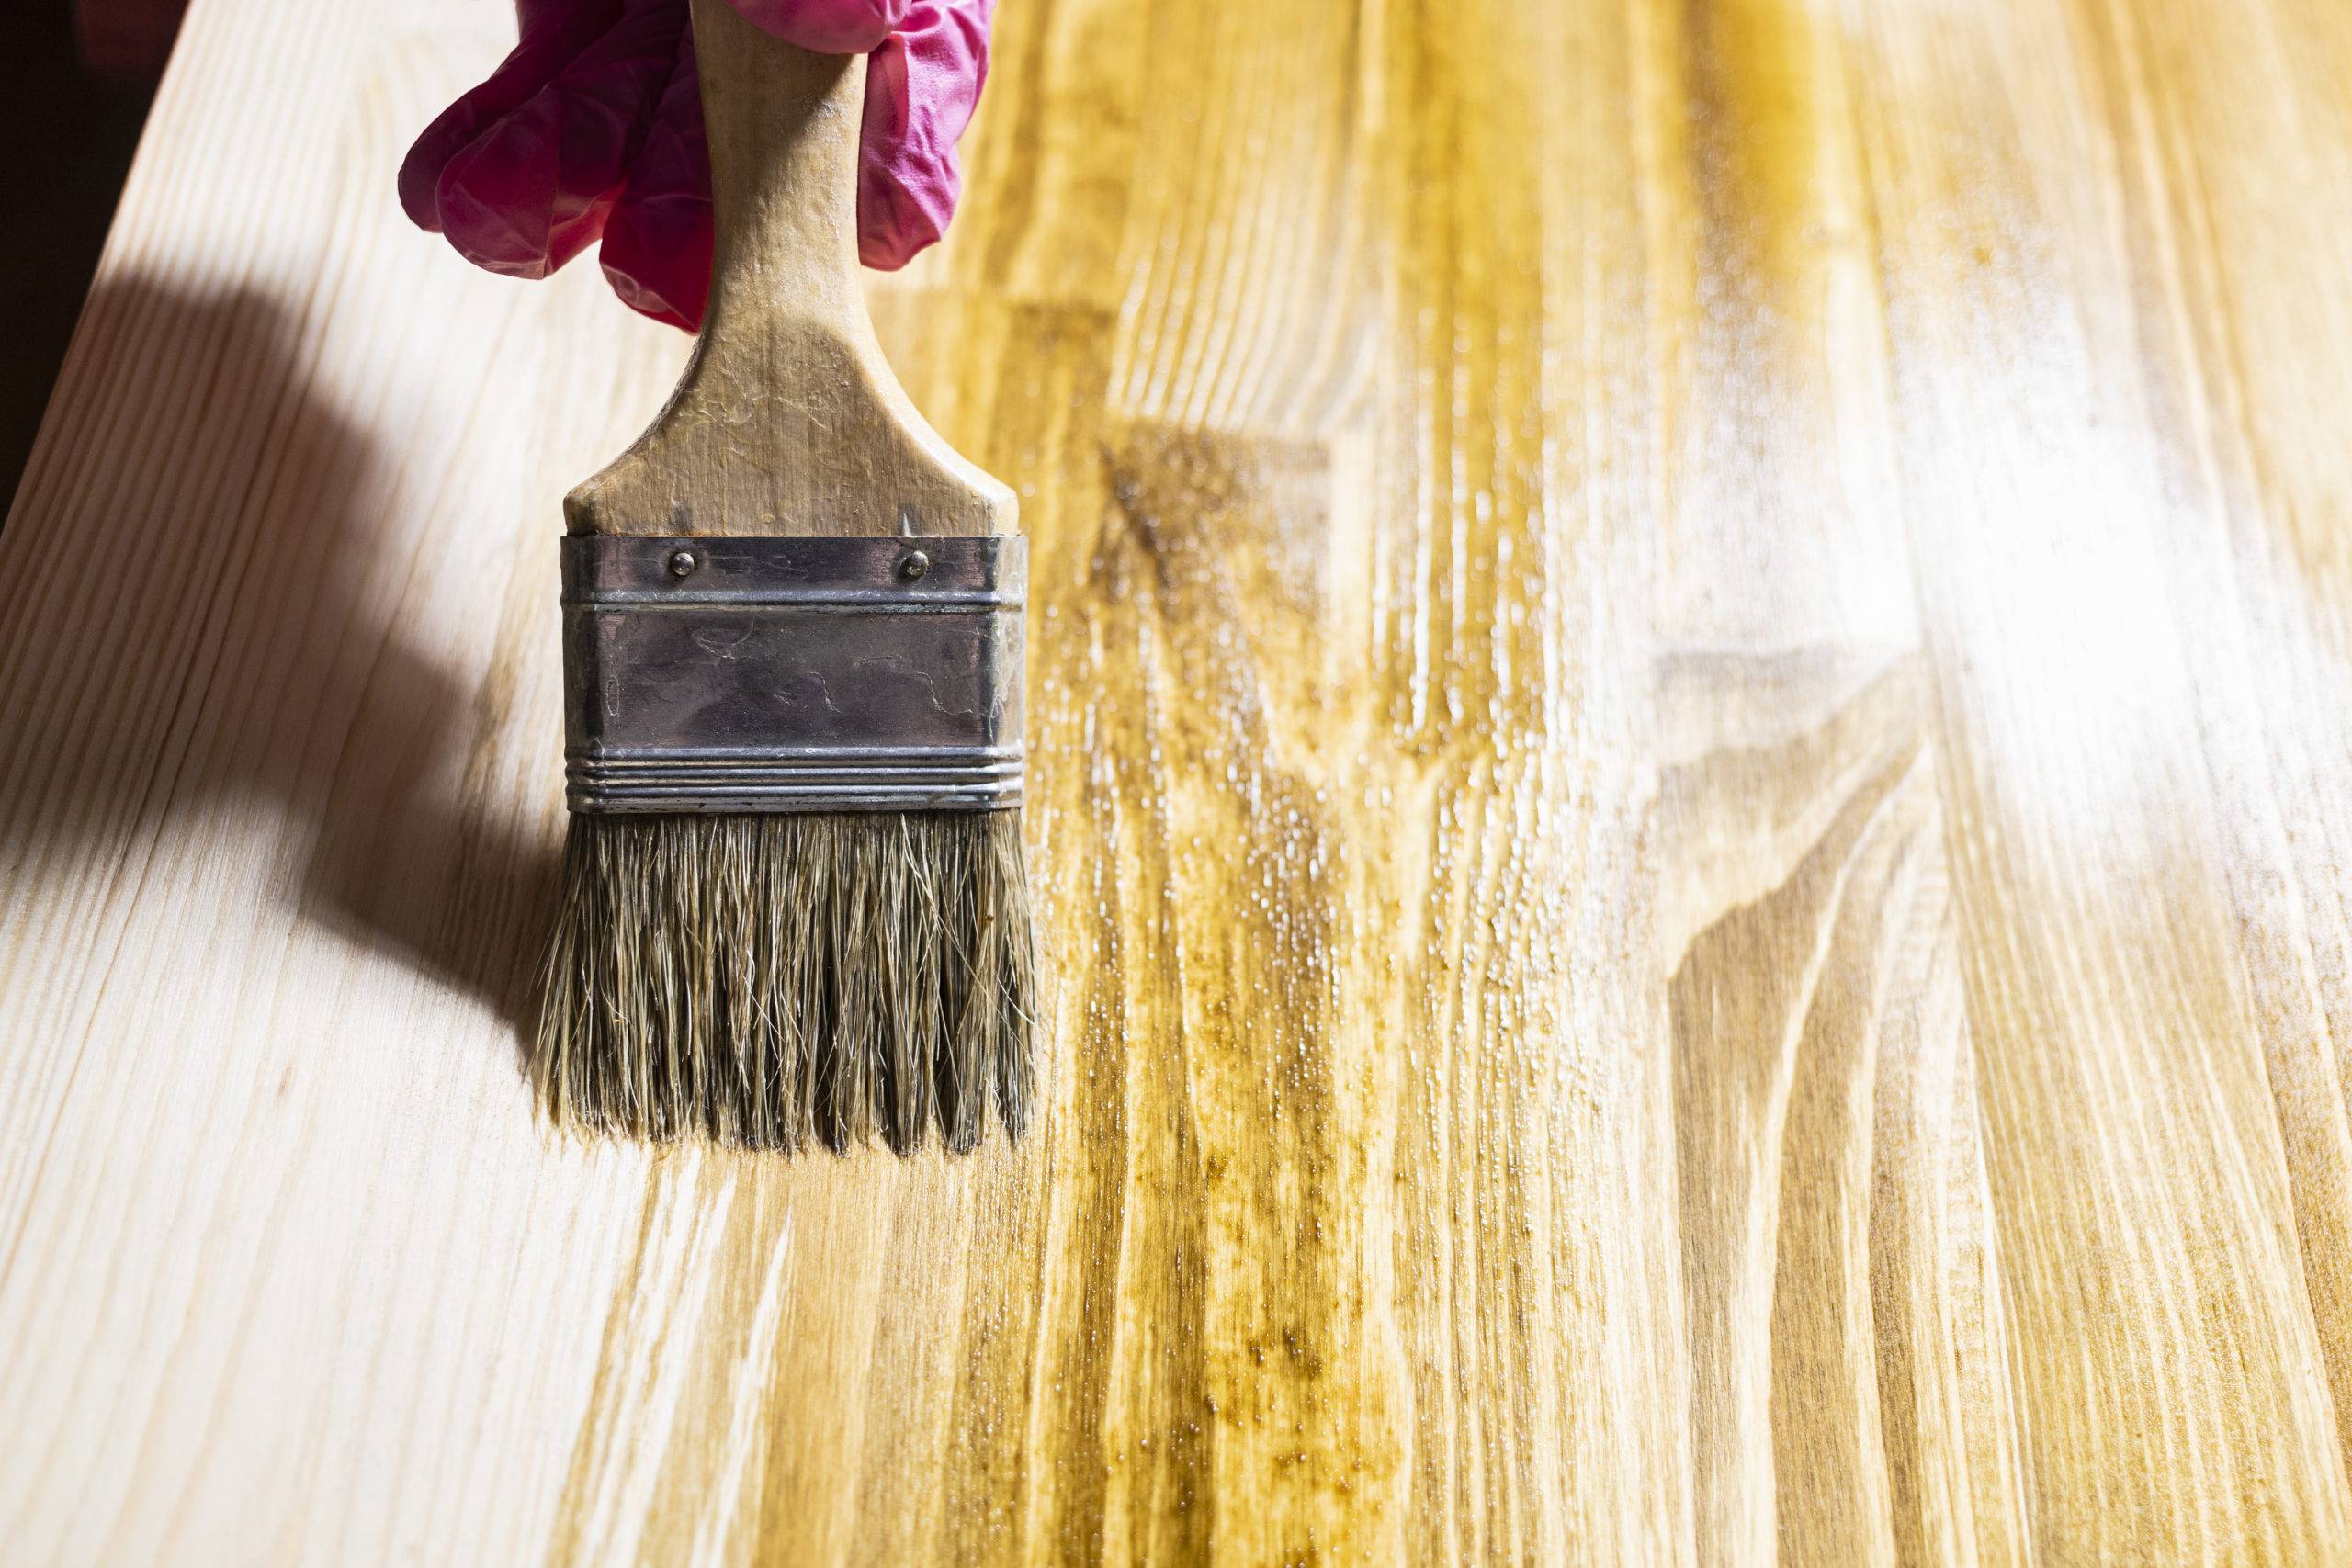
[898, 550, 930, 582]
[668, 547, 700, 579]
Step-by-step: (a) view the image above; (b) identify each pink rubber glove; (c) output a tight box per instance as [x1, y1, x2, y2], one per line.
[399, 0, 993, 332]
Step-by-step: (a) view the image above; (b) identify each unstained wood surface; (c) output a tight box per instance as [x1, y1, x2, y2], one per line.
[5, 0, 2351, 1562]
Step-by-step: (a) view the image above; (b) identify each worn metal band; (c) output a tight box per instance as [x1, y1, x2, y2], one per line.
[561, 535, 1025, 813]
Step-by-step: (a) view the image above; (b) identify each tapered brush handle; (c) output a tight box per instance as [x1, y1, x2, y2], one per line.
[565, 0, 1014, 540]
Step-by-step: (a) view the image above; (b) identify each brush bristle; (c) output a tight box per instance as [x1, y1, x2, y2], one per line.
[533, 811, 1037, 1154]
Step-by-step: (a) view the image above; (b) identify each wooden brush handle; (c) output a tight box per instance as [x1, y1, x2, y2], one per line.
[565, 0, 1014, 540]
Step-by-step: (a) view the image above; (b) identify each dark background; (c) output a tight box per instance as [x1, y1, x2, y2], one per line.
[2, 2, 174, 501]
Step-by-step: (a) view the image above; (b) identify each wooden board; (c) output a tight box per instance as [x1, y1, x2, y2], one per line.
[4, 0, 2350, 1560]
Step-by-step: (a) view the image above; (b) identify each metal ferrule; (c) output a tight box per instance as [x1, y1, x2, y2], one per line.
[560, 534, 1025, 814]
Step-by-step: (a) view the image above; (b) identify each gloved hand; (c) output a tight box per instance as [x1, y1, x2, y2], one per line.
[399, 0, 993, 332]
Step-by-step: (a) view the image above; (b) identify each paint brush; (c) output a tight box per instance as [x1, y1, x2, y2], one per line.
[534, 0, 1035, 1153]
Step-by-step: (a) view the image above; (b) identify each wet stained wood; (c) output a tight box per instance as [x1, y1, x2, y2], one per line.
[3, 0, 2350, 1561]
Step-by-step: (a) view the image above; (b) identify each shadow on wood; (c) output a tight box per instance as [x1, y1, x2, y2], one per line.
[0, 276, 558, 1056]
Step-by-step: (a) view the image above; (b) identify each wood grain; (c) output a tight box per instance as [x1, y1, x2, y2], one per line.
[3, 0, 2349, 1561]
